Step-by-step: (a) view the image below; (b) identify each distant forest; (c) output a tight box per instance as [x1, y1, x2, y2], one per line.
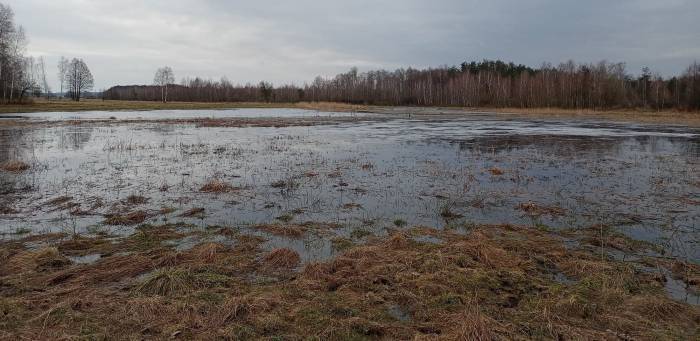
[105, 60, 700, 110]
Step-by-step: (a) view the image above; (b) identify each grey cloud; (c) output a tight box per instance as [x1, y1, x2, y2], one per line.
[8, 0, 700, 90]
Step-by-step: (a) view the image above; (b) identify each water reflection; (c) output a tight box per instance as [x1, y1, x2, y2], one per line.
[0, 115, 698, 262]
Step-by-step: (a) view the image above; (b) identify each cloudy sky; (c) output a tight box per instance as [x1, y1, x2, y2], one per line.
[9, 0, 700, 90]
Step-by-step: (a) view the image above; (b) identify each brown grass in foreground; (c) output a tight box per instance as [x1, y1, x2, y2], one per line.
[0, 223, 697, 340]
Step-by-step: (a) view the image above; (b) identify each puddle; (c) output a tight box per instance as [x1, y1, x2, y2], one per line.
[662, 269, 700, 306]
[1, 111, 699, 263]
[67, 253, 102, 265]
[387, 304, 411, 322]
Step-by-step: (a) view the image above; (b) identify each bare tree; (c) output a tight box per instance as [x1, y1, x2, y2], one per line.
[7, 25, 25, 102]
[66, 58, 94, 101]
[38, 56, 50, 99]
[153, 66, 175, 102]
[15, 55, 38, 101]
[57, 56, 69, 98]
[0, 3, 16, 103]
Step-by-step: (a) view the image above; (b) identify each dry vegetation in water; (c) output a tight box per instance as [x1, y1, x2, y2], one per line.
[199, 179, 240, 193]
[0, 223, 697, 340]
[0, 160, 30, 173]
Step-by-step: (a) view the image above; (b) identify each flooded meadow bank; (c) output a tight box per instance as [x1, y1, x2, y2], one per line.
[1, 109, 699, 339]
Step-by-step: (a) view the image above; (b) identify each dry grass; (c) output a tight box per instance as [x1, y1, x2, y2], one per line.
[0, 224, 698, 340]
[255, 224, 306, 238]
[488, 167, 505, 176]
[6, 247, 70, 273]
[133, 268, 230, 296]
[199, 179, 239, 193]
[517, 201, 567, 217]
[103, 210, 148, 225]
[262, 248, 301, 269]
[449, 307, 497, 341]
[194, 243, 228, 263]
[135, 268, 193, 296]
[0, 160, 30, 173]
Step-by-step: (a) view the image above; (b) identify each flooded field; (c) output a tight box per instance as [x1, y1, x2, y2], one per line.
[2, 111, 699, 259]
[0, 109, 700, 338]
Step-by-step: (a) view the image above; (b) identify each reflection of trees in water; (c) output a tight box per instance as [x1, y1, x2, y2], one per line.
[678, 137, 700, 158]
[451, 135, 621, 158]
[0, 128, 29, 163]
[0, 128, 31, 197]
[446, 135, 699, 159]
[59, 126, 93, 150]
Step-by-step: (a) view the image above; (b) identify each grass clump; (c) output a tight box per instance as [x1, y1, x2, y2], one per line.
[518, 201, 566, 217]
[135, 268, 230, 296]
[200, 179, 238, 193]
[0, 160, 30, 173]
[263, 248, 301, 269]
[7, 247, 70, 272]
[488, 167, 505, 176]
[275, 213, 295, 223]
[350, 228, 372, 239]
[440, 202, 463, 219]
[393, 219, 407, 227]
[331, 237, 355, 251]
[256, 224, 306, 238]
[270, 178, 299, 190]
[124, 195, 149, 205]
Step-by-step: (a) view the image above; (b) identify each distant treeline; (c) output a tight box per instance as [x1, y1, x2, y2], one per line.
[104, 60, 700, 110]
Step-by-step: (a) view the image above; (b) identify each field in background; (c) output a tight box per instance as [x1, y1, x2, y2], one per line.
[2, 99, 700, 126]
[0, 99, 366, 114]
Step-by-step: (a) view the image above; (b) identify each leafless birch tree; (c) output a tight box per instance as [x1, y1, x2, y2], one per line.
[154, 66, 175, 102]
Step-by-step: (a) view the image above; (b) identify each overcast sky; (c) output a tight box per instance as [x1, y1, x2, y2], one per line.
[9, 0, 700, 90]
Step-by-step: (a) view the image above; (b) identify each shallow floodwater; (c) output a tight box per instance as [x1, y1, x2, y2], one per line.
[0, 108, 364, 121]
[1, 112, 699, 265]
